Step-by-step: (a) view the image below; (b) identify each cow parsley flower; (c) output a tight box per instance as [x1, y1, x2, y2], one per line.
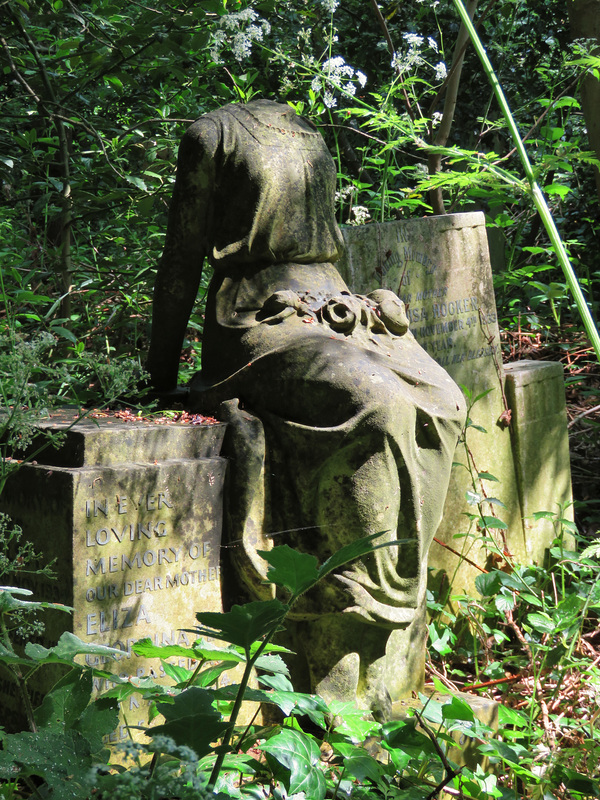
[403, 32, 424, 48]
[434, 61, 447, 81]
[232, 31, 252, 61]
[323, 90, 337, 108]
[312, 56, 366, 109]
[392, 33, 426, 73]
[348, 205, 370, 225]
[214, 9, 271, 62]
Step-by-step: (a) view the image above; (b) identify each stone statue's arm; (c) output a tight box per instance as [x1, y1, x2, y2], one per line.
[147, 122, 217, 391]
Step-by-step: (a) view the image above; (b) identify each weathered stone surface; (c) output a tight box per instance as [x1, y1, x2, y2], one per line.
[15, 408, 225, 466]
[391, 689, 499, 772]
[149, 100, 466, 715]
[339, 214, 500, 386]
[504, 360, 574, 552]
[339, 214, 572, 596]
[0, 416, 226, 739]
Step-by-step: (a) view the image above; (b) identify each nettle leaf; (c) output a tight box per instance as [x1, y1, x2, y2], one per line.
[73, 697, 119, 758]
[35, 669, 93, 730]
[25, 632, 123, 664]
[150, 687, 229, 758]
[258, 545, 320, 597]
[193, 663, 236, 688]
[0, 642, 35, 667]
[475, 571, 503, 597]
[258, 672, 294, 692]
[0, 729, 99, 799]
[160, 660, 192, 685]
[260, 728, 326, 799]
[134, 637, 245, 663]
[478, 515, 508, 530]
[494, 593, 516, 613]
[253, 653, 289, 675]
[526, 612, 555, 634]
[194, 599, 288, 651]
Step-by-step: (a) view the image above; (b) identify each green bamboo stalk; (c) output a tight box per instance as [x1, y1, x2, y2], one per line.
[452, 0, 600, 363]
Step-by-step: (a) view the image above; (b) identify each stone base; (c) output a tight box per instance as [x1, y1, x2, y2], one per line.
[0, 411, 227, 739]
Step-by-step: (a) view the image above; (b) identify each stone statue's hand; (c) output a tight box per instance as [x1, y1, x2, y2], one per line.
[367, 290, 410, 336]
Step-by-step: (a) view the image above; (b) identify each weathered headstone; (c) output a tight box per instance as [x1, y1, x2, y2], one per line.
[338, 212, 573, 595]
[0, 411, 226, 739]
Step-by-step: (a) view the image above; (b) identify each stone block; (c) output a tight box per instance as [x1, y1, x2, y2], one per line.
[504, 360, 574, 552]
[340, 214, 522, 597]
[0, 413, 227, 740]
[339, 213, 572, 600]
[391, 689, 499, 773]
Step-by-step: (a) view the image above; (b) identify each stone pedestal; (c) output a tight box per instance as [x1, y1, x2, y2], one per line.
[0, 411, 227, 738]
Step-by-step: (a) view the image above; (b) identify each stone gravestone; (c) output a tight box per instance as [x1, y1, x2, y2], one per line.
[0, 411, 226, 741]
[338, 212, 573, 597]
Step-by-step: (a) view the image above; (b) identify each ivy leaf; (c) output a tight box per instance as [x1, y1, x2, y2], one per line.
[382, 718, 438, 758]
[331, 743, 384, 782]
[150, 688, 229, 758]
[260, 728, 326, 799]
[268, 691, 328, 727]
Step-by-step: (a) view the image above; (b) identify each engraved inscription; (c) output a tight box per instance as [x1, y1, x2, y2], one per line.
[377, 231, 501, 371]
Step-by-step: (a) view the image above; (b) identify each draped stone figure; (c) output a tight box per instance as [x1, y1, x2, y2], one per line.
[148, 100, 466, 719]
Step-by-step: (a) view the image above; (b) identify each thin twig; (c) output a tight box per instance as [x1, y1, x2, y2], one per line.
[568, 403, 600, 429]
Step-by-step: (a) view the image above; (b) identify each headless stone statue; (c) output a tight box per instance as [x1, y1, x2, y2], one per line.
[148, 100, 466, 719]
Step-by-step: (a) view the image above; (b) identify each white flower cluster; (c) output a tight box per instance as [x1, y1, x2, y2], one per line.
[211, 8, 271, 63]
[320, 0, 339, 12]
[347, 205, 370, 225]
[391, 32, 446, 83]
[434, 61, 447, 81]
[335, 185, 355, 203]
[311, 56, 366, 108]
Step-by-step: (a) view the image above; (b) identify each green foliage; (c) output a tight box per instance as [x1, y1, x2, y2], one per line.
[1, 530, 600, 798]
[1, 1, 599, 796]
[0, 543, 507, 800]
[2, 0, 599, 389]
